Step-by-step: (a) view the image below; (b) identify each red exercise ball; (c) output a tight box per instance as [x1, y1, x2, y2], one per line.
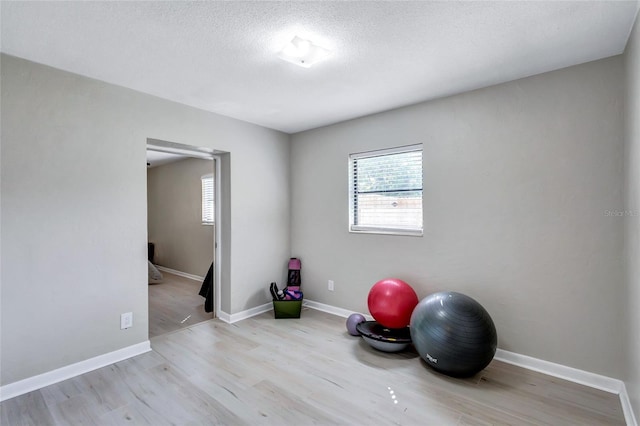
[368, 278, 419, 329]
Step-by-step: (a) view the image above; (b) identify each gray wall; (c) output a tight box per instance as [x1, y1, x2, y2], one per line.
[0, 54, 291, 386]
[291, 57, 625, 379]
[624, 10, 640, 417]
[147, 158, 215, 277]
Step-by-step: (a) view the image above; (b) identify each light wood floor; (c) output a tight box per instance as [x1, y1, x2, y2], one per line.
[148, 271, 213, 338]
[1, 308, 625, 425]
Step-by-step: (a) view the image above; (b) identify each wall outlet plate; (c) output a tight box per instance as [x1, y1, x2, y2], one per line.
[328, 280, 334, 291]
[121, 312, 133, 329]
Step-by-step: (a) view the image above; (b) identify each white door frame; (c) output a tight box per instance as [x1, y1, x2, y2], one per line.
[212, 154, 222, 318]
[146, 141, 221, 319]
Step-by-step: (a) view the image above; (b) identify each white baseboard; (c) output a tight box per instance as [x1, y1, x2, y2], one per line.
[217, 310, 232, 324]
[219, 300, 341, 325]
[155, 265, 204, 282]
[494, 349, 622, 394]
[215, 299, 369, 325]
[621, 384, 639, 426]
[495, 349, 636, 426]
[0, 341, 151, 402]
[302, 299, 373, 321]
[217, 299, 373, 324]
[216, 303, 273, 324]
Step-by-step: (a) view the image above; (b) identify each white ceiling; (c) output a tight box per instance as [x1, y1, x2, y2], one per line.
[1, 1, 638, 134]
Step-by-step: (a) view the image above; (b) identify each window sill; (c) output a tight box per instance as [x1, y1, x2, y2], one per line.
[349, 226, 423, 237]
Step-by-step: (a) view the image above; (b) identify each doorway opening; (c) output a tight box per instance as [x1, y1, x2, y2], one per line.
[145, 138, 222, 338]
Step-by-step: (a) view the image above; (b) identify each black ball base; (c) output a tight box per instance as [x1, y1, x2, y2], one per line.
[356, 321, 412, 353]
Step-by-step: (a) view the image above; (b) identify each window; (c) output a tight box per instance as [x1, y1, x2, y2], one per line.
[349, 144, 423, 236]
[201, 174, 214, 225]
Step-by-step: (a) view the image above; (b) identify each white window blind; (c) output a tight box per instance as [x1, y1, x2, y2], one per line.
[349, 145, 423, 235]
[201, 174, 214, 225]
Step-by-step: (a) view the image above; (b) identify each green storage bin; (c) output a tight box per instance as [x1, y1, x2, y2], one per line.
[273, 299, 302, 319]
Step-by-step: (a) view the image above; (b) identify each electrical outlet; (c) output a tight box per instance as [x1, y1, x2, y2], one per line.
[121, 312, 133, 329]
[328, 280, 334, 291]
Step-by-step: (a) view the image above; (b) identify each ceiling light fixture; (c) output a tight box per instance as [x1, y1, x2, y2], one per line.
[278, 36, 331, 68]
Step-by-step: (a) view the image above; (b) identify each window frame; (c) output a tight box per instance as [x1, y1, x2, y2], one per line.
[201, 173, 214, 225]
[348, 144, 423, 237]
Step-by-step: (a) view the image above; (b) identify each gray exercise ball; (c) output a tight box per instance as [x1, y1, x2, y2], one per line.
[410, 291, 497, 377]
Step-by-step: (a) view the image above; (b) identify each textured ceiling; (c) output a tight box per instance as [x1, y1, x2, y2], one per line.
[1, 1, 639, 133]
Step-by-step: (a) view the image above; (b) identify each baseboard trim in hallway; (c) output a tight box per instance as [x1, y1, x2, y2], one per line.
[155, 265, 204, 282]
